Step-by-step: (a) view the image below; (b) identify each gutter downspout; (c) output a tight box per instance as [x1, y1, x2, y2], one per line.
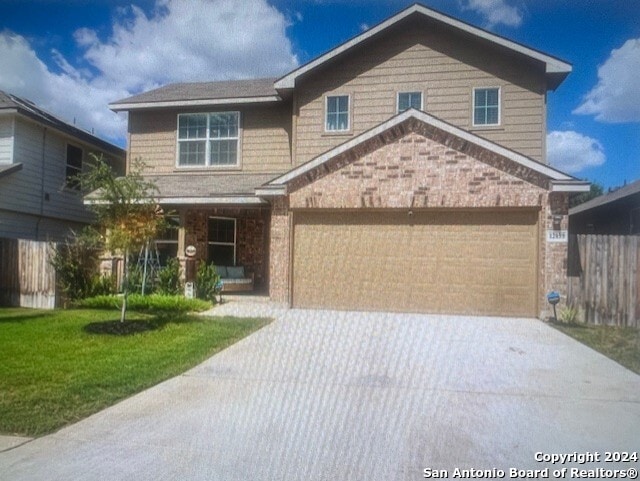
[35, 126, 47, 240]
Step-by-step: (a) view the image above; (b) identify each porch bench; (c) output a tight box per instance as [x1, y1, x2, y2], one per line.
[215, 265, 254, 293]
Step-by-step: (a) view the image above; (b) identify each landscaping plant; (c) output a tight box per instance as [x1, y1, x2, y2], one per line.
[77, 154, 165, 322]
[49, 228, 104, 303]
[196, 261, 222, 303]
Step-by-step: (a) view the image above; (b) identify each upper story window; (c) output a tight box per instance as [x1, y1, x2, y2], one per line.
[325, 95, 350, 132]
[65, 144, 83, 190]
[177, 112, 240, 167]
[397, 91, 423, 113]
[473, 87, 500, 126]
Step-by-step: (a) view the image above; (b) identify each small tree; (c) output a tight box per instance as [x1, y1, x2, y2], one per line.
[569, 182, 603, 208]
[80, 154, 164, 322]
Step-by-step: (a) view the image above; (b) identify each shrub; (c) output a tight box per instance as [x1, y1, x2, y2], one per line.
[156, 258, 182, 295]
[49, 229, 103, 302]
[559, 305, 580, 324]
[196, 262, 222, 303]
[90, 274, 116, 296]
[76, 294, 211, 313]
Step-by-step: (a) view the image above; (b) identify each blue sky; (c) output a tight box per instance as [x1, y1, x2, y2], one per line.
[0, 0, 638, 189]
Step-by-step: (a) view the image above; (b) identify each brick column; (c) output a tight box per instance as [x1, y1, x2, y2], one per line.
[269, 197, 291, 303]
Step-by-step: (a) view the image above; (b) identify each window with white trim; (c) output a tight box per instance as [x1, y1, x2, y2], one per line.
[65, 144, 83, 190]
[155, 215, 180, 266]
[397, 91, 422, 113]
[473, 88, 500, 126]
[325, 95, 349, 132]
[207, 217, 236, 266]
[178, 112, 239, 167]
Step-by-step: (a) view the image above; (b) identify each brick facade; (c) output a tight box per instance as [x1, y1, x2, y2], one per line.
[269, 126, 569, 318]
[183, 207, 269, 288]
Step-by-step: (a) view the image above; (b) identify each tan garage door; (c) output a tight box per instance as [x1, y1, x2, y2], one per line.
[292, 210, 538, 316]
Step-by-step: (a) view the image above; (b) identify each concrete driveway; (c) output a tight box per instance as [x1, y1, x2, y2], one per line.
[1, 309, 639, 480]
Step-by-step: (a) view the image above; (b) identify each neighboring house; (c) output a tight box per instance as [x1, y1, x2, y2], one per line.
[109, 3, 588, 318]
[0, 91, 125, 241]
[569, 180, 640, 235]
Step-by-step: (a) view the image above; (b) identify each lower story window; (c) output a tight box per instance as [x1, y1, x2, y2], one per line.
[154, 215, 180, 265]
[208, 217, 236, 266]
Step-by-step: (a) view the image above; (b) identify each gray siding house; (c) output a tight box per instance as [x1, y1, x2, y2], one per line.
[0, 91, 125, 241]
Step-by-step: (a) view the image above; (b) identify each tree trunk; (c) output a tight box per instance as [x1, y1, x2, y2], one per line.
[120, 249, 129, 323]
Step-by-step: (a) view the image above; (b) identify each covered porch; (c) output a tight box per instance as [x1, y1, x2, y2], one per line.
[149, 173, 275, 293]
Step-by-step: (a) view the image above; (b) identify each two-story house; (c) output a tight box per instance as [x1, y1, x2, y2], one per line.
[110, 3, 588, 318]
[0, 91, 125, 241]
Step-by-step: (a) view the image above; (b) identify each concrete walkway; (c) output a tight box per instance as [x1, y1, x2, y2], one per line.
[1, 307, 639, 480]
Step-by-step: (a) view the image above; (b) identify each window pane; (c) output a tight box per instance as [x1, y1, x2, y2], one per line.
[208, 244, 235, 266]
[486, 106, 499, 124]
[210, 139, 237, 165]
[158, 216, 179, 241]
[179, 141, 206, 165]
[326, 95, 349, 131]
[66, 144, 83, 189]
[398, 92, 421, 112]
[474, 107, 486, 126]
[208, 218, 235, 243]
[486, 89, 499, 106]
[209, 112, 238, 139]
[179, 114, 207, 139]
[155, 242, 178, 266]
[474, 88, 499, 125]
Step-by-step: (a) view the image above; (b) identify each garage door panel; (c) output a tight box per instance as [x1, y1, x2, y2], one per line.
[292, 210, 538, 316]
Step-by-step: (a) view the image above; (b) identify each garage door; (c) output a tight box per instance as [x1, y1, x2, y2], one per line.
[292, 210, 538, 316]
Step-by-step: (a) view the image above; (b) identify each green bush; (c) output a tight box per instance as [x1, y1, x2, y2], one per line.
[49, 228, 103, 302]
[90, 274, 116, 296]
[559, 305, 580, 324]
[76, 294, 211, 313]
[196, 262, 222, 302]
[156, 258, 182, 295]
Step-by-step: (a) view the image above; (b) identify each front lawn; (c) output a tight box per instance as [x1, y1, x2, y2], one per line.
[0, 308, 268, 437]
[551, 321, 640, 374]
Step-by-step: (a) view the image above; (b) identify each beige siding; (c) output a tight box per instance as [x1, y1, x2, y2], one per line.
[0, 117, 14, 164]
[295, 19, 546, 164]
[129, 103, 292, 174]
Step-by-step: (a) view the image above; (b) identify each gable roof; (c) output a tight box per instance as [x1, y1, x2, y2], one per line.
[569, 179, 640, 216]
[258, 109, 589, 196]
[275, 3, 571, 91]
[0, 91, 125, 157]
[110, 78, 280, 111]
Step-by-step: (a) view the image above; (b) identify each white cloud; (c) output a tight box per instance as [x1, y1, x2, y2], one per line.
[547, 131, 606, 174]
[0, 0, 298, 144]
[574, 38, 640, 123]
[79, 0, 298, 92]
[0, 31, 130, 142]
[460, 0, 523, 28]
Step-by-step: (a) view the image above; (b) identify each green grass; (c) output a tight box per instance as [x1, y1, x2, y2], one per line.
[0, 307, 269, 437]
[551, 321, 640, 374]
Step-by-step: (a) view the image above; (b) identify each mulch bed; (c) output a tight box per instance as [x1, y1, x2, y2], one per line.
[83, 319, 158, 336]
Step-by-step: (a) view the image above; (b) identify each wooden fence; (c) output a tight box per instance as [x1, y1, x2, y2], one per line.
[567, 234, 639, 327]
[0, 238, 58, 309]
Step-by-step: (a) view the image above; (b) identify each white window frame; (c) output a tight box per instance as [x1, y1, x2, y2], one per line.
[397, 91, 423, 113]
[207, 216, 236, 265]
[65, 143, 83, 190]
[472, 87, 501, 127]
[176, 112, 241, 168]
[325, 94, 350, 132]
